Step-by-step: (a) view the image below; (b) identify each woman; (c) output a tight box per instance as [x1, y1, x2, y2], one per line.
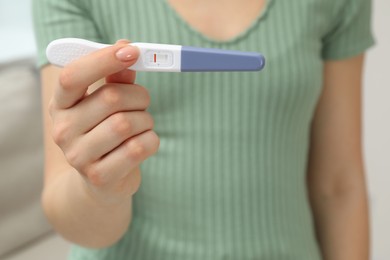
[33, 0, 374, 259]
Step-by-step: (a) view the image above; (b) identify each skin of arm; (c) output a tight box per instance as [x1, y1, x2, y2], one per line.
[307, 54, 370, 260]
[40, 41, 159, 248]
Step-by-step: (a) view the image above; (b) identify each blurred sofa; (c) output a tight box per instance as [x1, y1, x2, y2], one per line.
[0, 59, 70, 260]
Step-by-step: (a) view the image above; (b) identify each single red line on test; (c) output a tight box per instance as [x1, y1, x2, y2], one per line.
[154, 54, 156, 63]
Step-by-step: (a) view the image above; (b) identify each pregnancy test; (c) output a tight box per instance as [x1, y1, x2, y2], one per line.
[46, 38, 265, 72]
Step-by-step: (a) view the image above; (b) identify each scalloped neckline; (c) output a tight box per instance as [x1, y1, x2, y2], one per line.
[163, 0, 274, 44]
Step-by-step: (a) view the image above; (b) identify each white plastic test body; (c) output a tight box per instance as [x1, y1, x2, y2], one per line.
[46, 38, 265, 72]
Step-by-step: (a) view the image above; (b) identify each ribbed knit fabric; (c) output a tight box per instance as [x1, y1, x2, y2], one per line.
[33, 0, 374, 259]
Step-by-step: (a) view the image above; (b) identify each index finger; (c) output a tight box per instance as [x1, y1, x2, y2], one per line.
[54, 42, 139, 109]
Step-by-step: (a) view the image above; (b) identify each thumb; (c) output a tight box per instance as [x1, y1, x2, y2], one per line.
[106, 39, 138, 84]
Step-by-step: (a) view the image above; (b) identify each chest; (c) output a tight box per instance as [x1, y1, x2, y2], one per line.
[166, 0, 266, 41]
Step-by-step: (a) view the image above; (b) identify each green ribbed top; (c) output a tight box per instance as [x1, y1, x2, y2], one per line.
[33, 0, 374, 259]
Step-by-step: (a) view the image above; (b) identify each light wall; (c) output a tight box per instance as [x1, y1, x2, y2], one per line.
[364, 1, 390, 259]
[0, 0, 35, 62]
[0, 0, 389, 259]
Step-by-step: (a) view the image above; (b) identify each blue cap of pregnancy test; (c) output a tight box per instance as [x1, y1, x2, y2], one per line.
[180, 46, 265, 72]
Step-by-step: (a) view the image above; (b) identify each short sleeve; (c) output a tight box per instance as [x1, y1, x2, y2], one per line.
[32, 0, 103, 68]
[321, 0, 375, 60]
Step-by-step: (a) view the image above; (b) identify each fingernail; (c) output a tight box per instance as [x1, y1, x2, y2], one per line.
[116, 46, 137, 62]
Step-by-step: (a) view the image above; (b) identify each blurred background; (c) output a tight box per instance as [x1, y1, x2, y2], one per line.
[0, 0, 389, 259]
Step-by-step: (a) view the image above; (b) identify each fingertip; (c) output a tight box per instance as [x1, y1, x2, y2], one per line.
[115, 39, 131, 45]
[115, 45, 140, 62]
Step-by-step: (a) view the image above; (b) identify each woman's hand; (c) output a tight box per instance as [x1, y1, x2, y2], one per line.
[49, 40, 160, 206]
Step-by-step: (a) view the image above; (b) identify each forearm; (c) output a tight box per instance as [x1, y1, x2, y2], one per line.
[42, 168, 132, 248]
[309, 173, 369, 260]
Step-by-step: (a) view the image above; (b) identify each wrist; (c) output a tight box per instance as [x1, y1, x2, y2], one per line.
[42, 167, 132, 248]
[77, 172, 132, 209]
